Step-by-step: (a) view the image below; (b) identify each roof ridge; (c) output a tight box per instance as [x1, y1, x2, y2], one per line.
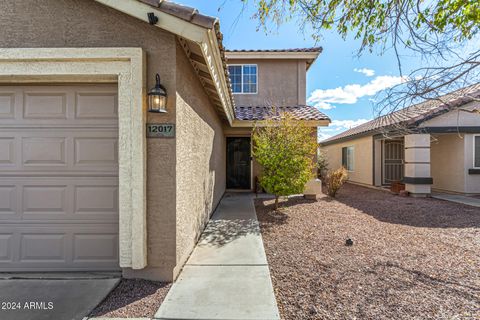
[320, 83, 480, 145]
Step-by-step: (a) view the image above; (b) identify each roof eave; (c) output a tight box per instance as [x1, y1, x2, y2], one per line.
[232, 119, 330, 127]
[94, 0, 235, 125]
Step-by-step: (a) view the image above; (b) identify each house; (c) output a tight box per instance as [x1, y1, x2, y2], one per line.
[0, 0, 329, 281]
[319, 85, 480, 196]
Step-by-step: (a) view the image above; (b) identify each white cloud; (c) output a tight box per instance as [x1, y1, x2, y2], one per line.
[308, 75, 407, 109]
[354, 68, 375, 77]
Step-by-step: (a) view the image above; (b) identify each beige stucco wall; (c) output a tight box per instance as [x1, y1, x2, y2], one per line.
[430, 134, 466, 193]
[419, 101, 480, 127]
[175, 42, 227, 272]
[421, 102, 480, 194]
[321, 136, 374, 185]
[463, 134, 480, 194]
[226, 59, 307, 106]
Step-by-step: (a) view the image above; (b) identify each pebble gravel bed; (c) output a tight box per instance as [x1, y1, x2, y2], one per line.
[255, 183, 480, 320]
[90, 279, 171, 318]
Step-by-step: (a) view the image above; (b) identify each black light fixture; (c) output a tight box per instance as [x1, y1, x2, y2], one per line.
[148, 74, 167, 113]
[147, 12, 159, 25]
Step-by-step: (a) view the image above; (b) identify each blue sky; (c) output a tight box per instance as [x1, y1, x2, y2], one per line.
[179, 0, 420, 140]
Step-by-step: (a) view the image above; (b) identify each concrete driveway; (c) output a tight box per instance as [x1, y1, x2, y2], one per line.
[0, 273, 120, 320]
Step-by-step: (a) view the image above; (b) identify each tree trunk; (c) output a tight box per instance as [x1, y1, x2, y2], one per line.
[275, 196, 279, 210]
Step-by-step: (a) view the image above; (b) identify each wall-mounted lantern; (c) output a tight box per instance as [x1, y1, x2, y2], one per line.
[148, 74, 167, 113]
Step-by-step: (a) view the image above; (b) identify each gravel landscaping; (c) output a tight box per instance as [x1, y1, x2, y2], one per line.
[90, 279, 171, 318]
[255, 183, 480, 320]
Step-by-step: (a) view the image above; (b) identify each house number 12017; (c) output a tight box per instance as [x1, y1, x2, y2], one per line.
[146, 123, 175, 138]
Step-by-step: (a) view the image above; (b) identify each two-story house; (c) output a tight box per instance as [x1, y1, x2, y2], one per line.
[0, 0, 329, 282]
[224, 49, 330, 190]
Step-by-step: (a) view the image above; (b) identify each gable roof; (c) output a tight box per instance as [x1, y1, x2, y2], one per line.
[320, 84, 480, 145]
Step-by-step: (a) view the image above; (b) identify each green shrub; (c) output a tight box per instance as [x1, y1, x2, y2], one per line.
[252, 113, 317, 210]
[326, 167, 348, 197]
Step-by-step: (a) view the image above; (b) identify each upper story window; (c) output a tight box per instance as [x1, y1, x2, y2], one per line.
[228, 64, 257, 94]
[342, 146, 355, 171]
[474, 135, 480, 168]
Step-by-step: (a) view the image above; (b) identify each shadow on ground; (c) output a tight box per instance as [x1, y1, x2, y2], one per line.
[198, 217, 261, 247]
[330, 183, 480, 229]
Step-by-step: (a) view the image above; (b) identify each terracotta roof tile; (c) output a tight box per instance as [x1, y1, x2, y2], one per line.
[235, 105, 330, 121]
[137, 0, 217, 28]
[226, 47, 323, 53]
[320, 84, 480, 145]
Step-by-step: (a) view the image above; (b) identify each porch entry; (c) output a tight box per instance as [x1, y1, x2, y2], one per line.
[383, 139, 404, 184]
[226, 137, 251, 189]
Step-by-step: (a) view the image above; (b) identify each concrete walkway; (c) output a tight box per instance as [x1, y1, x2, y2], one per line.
[432, 193, 480, 208]
[155, 193, 280, 320]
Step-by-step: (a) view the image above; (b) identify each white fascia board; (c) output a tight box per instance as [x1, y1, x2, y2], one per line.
[95, 0, 206, 42]
[201, 29, 235, 124]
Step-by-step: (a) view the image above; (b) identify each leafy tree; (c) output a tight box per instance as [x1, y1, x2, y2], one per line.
[252, 112, 318, 210]
[239, 0, 480, 118]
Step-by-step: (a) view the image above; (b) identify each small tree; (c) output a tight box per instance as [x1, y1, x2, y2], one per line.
[252, 113, 317, 210]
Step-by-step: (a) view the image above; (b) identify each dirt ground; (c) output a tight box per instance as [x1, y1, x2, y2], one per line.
[255, 183, 480, 320]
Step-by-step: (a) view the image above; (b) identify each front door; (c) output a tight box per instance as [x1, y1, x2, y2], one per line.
[226, 137, 251, 189]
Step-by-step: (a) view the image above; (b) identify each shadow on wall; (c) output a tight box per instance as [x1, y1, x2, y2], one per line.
[331, 183, 480, 229]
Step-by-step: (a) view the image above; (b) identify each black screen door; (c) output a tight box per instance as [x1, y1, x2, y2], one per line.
[226, 137, 251, 189]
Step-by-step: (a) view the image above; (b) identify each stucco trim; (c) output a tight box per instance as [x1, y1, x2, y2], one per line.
[0, 47, 147, 270]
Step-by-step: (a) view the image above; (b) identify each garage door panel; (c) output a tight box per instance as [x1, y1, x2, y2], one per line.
[0, 84, 119, 271]
[22, 137, 67, 166]
[0, 93, 15, 119]
[74, 137, 118, 166]
[75, 92, 118, 119]
[0, 186, 16, 216]
[74, 185, 118, 214]
[0, 85, 117, 127]
[20, 233, 66, 262]
[23, 185, 67, 214]
[23, 92, 67, 119]
[0, 234, 13, 262]
[0, 224, 119, 271]
[0, 131, 118, 172]
[73, 234, 118, 262]
[0, 137, 15, 165]
[0, 178, 118, 221]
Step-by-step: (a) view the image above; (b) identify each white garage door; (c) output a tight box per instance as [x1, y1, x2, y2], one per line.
[0, 84, 120, 271]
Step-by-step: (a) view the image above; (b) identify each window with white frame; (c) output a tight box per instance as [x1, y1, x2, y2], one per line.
[228, 64, 257, 94]
[342, 146, 355, 171]
[474, 135, 480, 168]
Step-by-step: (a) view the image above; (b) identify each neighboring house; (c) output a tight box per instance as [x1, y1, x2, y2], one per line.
[0, 0, 329, 281]
[319, 85, 480, 196]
